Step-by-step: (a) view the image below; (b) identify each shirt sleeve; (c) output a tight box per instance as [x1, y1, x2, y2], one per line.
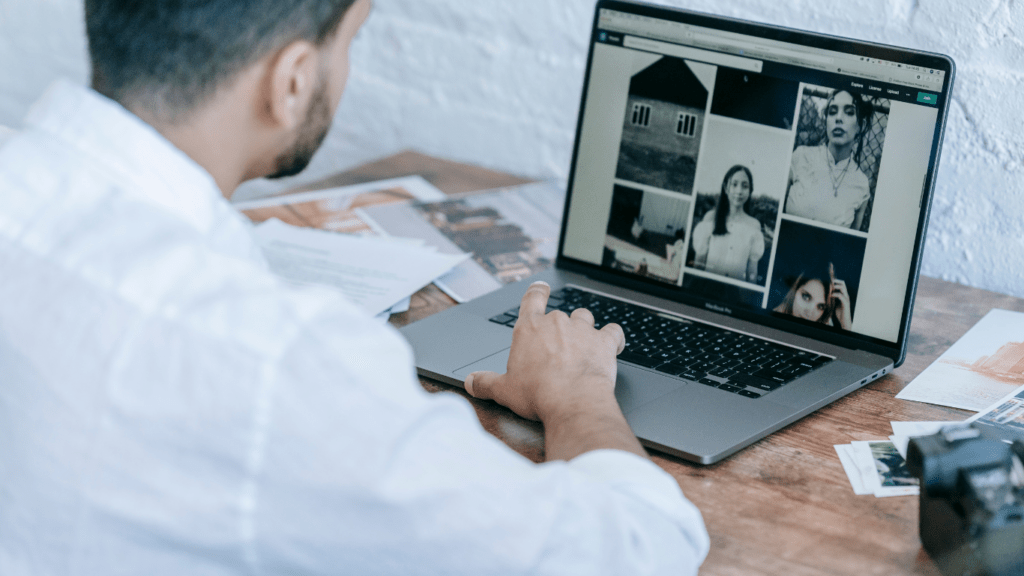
[250, 295, 709, 576]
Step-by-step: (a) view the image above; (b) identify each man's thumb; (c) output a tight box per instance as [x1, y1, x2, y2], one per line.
[465, 371, 503, 400]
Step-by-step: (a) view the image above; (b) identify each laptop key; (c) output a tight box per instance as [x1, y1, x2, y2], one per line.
[489, 314, 515, 325]
[718, 384, 743, 393]
[709, 369, 738, 379]
[728, 373, 781, 391]
[658, 362, 691, 376]
[738, 390, 762, 399]
[618, 352, 664, 368]
[698, 378, 720, 387]
[753, 370, 789, 383]
[687, 361, 716, 373]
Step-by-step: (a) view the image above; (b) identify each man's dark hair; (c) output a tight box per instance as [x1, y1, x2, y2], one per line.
[85, 0, 357, 122]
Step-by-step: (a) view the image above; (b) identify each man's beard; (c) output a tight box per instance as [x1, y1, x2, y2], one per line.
[266, 78, 332, 180]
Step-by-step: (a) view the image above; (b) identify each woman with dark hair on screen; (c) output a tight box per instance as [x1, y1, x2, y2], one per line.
[785, 88, 872, 230]
[773, 263, 853, 330]
[692, 165, 765, 283]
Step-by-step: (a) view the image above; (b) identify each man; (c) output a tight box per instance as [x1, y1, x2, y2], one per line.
[0, 1, 708, 574]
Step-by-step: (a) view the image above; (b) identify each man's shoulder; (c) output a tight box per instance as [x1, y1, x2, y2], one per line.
[0, 136, 376, 357]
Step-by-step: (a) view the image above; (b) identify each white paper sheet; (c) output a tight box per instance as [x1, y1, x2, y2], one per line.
[889, 421, 962, 458]
[896, 309, 1024, 411]
[835, 444, 872, 495]
[254, 219, 469, 316]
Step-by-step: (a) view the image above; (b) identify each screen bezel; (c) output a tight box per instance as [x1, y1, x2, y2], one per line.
[555, 0, 956, 366]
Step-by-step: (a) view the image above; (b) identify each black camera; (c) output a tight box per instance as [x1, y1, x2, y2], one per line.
[906, 424, 1024, 576]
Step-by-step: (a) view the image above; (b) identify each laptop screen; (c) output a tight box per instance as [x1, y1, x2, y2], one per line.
[559, 1, 952, 350]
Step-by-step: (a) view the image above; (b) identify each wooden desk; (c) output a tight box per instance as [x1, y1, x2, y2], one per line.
[298, 151, 1024, 575]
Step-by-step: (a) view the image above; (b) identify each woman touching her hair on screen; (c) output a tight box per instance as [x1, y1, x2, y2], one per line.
[773, 263, 853, 330]
[692, 165, 765, 283]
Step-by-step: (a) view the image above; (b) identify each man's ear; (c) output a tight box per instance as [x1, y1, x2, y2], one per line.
[264, 40, 320, 131]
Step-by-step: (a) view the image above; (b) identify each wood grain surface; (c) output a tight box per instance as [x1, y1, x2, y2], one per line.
[295, 151, 1024, 575]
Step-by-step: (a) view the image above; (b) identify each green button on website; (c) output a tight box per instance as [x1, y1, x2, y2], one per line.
[917, 92, 937, 104]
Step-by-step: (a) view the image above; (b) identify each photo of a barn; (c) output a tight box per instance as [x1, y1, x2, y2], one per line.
[614, 56, 710, 195]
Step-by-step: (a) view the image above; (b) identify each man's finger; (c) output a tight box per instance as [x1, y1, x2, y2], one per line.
[465, 370, 504, 401]
[600, 322, 626, 355]
[569, 307, 595, 325]
[519, 281, 551, 318]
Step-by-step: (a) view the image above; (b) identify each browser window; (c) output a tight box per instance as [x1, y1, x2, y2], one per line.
[562, 7, 945, 344]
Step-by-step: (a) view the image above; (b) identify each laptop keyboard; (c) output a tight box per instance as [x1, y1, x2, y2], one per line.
[488, 286, 833, 399]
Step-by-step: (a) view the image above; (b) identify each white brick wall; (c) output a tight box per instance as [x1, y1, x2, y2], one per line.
[1, 1, 1021, 297]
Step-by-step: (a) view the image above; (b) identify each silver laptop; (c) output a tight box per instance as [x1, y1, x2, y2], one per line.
[401, 0, 954, 464]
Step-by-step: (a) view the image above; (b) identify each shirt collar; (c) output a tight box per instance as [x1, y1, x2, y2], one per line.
[25, 80, 226, 236]
[24, 80, 263, 263]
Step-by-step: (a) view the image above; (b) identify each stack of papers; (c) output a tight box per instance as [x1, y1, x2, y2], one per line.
[835, 435, 920, 498]
[833, 419, 958, 497]
[253, 218, 469, 319]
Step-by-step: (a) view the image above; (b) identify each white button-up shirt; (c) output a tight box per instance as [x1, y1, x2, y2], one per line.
[0, 81, 708, 576]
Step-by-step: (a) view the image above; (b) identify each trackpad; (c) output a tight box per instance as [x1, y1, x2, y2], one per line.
[453, 348, 511, 381]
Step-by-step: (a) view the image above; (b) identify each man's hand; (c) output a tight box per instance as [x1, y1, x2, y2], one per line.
[464, 281, 645, 461]
[465, 281, 624, 421]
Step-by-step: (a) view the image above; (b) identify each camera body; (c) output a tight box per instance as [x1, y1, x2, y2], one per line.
[906, 424, 1024, 576]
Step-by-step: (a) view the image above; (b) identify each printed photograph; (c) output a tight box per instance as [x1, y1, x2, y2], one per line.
[614, 56, 716, 195]
[603, 184, 691, 285]
[972, 387, 1024, 443]
[784, 84, 891, 233]
[898, 309, 1024, 412]
[685, 118, 791, 286]
[768, 220, 867, 331]
[709, 67, 800, 130]
[985, 398, 1024, 428]
[868, 441, 918, 488]
[242, 186, 420, 235]
[413, 199, 554, 284]
[680, 274, 764, 308]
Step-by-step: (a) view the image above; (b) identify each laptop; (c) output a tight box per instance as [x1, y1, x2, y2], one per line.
[401, 0, 955, 464]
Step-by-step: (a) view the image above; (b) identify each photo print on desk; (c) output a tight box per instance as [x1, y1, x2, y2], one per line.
[768, 219, 866, 331]
[614, 55, 715, 195]
[898, 309, 1024, 412]
[784, 84, 890, 233]
[411, 194, 554, 285]
[685, 117, 791, 287]
[967, 383, 1024, 444]
[851, 441, 919, 497]
[235, 176, 445, 235]
[603, 185, 691, 285]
